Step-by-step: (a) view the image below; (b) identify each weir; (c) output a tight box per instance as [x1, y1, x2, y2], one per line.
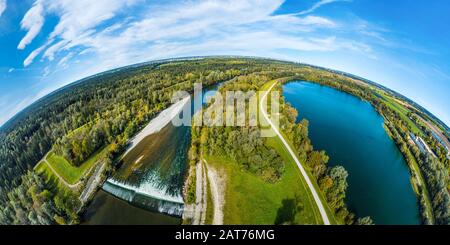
[103, 179, 184, 216]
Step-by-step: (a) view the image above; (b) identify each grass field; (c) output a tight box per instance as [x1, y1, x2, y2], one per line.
[205, 154, 322, 224]
[377, 91, 422, 134]
[267, 133, 339, 224]
[35, 159, 74, 195]
[36, 146, 110, 185]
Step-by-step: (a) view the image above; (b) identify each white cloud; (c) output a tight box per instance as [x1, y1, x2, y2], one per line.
[15, 0, 370, 76]
[12, 0, 359, 107]
[46, 0, 135, 40]
[19, 0, 139, 65]
[57, 51, 74, 68]
[296, 0, 348, 15]
[23, 44, 47, 66]
[17, 0, 45, 49]
[0, 0, 6, 18]
[43, 40, 69, 61]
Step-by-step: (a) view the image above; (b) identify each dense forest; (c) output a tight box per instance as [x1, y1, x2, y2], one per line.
[0, 171, 78, 225]
[193, 74, 290, 183]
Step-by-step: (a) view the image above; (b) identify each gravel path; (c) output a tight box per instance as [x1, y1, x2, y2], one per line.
[204, 159, 224, 225]
[79, 161, 106, 203]
[192, 160, 206, 224]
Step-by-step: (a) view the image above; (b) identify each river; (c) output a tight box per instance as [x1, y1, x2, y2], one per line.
[282, 81, 420, 224]
[82, 84, 219, 224]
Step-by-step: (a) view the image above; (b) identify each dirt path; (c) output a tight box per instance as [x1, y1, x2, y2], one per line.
[200, 161, 208, 224]
[192, 160, 207, 225]
[79, 161, 106, 203]
[204, 159, 224, 225]
[42, 158, 82, 189]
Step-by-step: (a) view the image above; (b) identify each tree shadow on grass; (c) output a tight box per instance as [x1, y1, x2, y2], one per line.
[274, 195, 304, 225]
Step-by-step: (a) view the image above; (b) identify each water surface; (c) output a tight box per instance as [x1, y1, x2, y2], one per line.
[83, 190, 180, 225]
[283, 81, 420, 224]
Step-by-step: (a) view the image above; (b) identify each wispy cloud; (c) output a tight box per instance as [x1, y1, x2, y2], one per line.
[17, 0, 45, 49]
[23, 42, 47, 66]
[19, 0, 137, 65]
[295, 0, 348, 15]
[0, 0, 6, 18]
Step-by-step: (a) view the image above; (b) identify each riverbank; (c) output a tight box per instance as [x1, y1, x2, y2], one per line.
[82, 190, 181, 225]
[123, 96, 190, 157]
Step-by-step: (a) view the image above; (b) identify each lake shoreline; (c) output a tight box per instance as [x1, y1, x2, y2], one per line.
[282, 80, 420, 224]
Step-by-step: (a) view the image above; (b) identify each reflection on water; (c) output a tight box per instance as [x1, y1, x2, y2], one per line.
[83, 190, 180, 225]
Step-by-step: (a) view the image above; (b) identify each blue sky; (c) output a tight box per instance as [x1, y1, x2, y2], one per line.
[0, 0, 449, 126]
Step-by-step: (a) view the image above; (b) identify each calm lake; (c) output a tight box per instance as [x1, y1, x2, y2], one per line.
[283, 81, 420, 224]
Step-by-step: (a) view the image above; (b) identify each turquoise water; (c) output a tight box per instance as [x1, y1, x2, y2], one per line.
[283, 81, 420, 224]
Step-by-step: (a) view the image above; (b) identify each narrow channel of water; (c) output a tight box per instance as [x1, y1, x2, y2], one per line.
[282, 81, 420, 224]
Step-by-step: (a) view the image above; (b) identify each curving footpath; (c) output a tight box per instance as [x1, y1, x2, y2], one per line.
[260, 81, 331, 225]
[40, 155, 82, 189]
